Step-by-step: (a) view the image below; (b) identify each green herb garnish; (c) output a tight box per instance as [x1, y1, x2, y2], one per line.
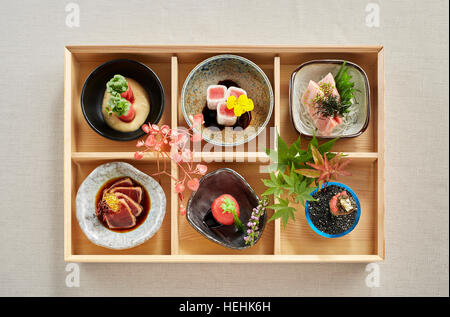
[105, 93, 131, 117]
[106, 74, 129, 94]
[311, 62, 356, 119]
[221, 198, 245, 232]
[314, 95, 350, 118]
[105, 75, 130, 117]
[334, 62, 356, 110]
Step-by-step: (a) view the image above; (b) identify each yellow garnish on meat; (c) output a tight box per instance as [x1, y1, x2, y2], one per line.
[226, 95, 254, 117]
[103, 192, 119, 212]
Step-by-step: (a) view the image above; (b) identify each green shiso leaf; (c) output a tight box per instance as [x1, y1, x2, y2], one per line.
[334, 62, 356, 108]
[314, 62, 356, 118]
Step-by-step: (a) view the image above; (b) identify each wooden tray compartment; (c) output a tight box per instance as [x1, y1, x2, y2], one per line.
[280, 157, 378, 255]
[177, 161, 275, 255]
[176, 52, 276, 154]
[65, 46, 384, 263]
[69, 52, 173, 153]
[70, 158, 171, 256]
[279, 51, 379, 153]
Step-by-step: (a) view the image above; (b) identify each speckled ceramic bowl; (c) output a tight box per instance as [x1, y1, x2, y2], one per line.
[181, 55, 274, 147]
[290, 60, 370, 139]
[76, 162, 166, 250]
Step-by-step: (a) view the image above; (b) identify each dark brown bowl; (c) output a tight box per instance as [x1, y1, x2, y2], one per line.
[186, 168, 266, 249]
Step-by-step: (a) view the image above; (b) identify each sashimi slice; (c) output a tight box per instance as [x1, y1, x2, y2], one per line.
[225, 86, 247, 100]
[301, 76, 343, 136]
[114, 192, 143, 217]
[207, 85, 227, 110]
[301, 80, 323, 108]
[318, 73, 340, 100]
[108, 177, 133, 189]
[103, 199, 136, 229]
[306, 101, 340, 136]
[110, 186, 143, 204]
[216, 101, 237, 126]
[333, 115, 343, 125]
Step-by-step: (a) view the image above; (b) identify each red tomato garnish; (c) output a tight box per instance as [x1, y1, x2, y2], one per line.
[121, 82, 135, 103]
[211, 194, 240, 226]
[119, 104, 136, 122]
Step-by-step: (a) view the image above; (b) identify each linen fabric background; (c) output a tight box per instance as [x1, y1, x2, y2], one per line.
[0, 0, 448, 296]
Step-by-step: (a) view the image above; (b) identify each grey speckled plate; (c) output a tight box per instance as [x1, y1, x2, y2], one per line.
[290, 60, 370, 138]
[181, 54, 274, 147]
[76, 162, 166, 250]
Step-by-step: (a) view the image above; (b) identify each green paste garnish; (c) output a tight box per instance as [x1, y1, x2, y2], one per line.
[105, 74, 131, 117]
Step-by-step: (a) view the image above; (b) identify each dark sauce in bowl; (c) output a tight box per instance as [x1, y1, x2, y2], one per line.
[202, 80, 252, 131]
[95, 177, 151, 233]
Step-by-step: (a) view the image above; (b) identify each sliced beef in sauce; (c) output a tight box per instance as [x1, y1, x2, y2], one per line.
[110, 186, 143, 204]
[108, 177, 133, 189]
[114, 192, 143, 217]
[102, 199, 136, 229]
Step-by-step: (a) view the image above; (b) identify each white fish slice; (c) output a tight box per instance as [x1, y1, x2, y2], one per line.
[207, 85, 227, 110]
[225, 86, 247, 100]
[216, 101, 237, 126]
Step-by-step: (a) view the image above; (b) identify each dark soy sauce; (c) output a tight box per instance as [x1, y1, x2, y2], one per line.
[95, 177, 151, 233]
[202, 80, 252, 131]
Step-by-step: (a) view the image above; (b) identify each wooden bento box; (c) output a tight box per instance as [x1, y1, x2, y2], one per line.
[64, 45, 385, 263]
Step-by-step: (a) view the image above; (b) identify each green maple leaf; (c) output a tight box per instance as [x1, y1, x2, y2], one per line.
[261, 172, 284, 197]
[294, 180, 317, 206]
[266, 131, 302, 173]
[294, 133, 339, 168]
[262, 131, 341, 229]
[280, 164, 301, 195]
[267, 197, 296, 229]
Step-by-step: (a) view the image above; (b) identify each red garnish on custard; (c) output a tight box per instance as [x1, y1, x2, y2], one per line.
[119, 104, 136, 122]
[118, 81, 136, 122]
[121, 81, 135, 103]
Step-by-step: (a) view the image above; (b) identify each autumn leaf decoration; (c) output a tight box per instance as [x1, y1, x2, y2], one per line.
[295, 145, 352, 189]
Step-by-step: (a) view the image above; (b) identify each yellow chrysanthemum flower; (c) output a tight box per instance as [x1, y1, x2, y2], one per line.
[226, 95, 254, 117]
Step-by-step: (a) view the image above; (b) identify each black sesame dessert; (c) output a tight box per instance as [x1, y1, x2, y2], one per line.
[307, 184, 359, 236]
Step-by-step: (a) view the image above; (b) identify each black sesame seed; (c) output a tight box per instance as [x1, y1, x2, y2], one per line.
[308, 185, 357, 235]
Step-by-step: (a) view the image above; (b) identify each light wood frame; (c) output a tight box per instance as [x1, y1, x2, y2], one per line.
[64, 45, 385, 263]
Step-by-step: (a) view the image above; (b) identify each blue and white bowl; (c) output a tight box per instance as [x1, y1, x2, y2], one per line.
[181, 54, 274, 147]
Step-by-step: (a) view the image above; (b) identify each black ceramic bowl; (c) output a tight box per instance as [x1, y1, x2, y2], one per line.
[81, 59, 165, 141]
[186, 168, 267, 250]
